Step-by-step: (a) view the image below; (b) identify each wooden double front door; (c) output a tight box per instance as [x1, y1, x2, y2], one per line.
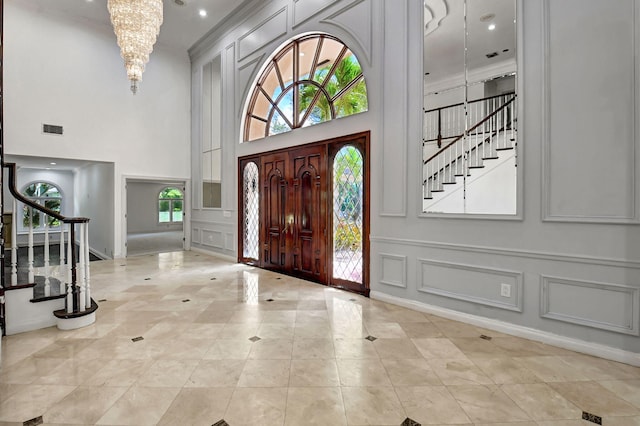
[239, 132, 369, 295]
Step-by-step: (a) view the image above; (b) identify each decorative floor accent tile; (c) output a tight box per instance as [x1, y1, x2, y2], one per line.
[144, 277, 151, 280]
[98, 298, 107, 302]
[210, 277, 216, 280]
[582, 411, 602, 424]
[266, 298, 274, 302]
[132, 336, 144, 342]
[23, 416, 43, 426]
[249, 336, 261, 342]
[212, 420, 229, 426]
[479, 334, 492, 340]
[365, 335, 377, 342]
[182, 299, 190, 303]
[401, 418, 421, 426]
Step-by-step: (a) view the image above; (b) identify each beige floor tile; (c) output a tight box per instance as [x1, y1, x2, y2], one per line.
[96, 386, 181, 425]
[372, 338, 423, 359]
[157, 387, 234, 426]
[0, 357, 62, 384]
[471, 357, 542, 384]
[381, 358, 442, 386]
[548, 381, 640, 417]
[337, 359, 392, 386]
[294, 323, 333, 338]
[395, 386, 471, 424]
[257, 323, 295, 338]
[292, 338, 335, 359]
[334, 338, 380, 359]
[491, 337, 567, 357]
[285, 387, 347, 425]
[193, 308, 234, 323]
[34, 358, 105, 386]
[341, 386, 406, 425]
[135, 359, 199, 387]
[43, 386, 128, 424]
[289, 359, 340, 387]
[433, 320, 484, 338]
[224, 387, 288, 425]
[0, 384, 76, 422]
[448, 384, 531, 423]
[157, 338, 213, 359]
[428, 358, 493, 385]
[185, 359, 246, 388]
[237, 359, 291, 387]
[31, 338, 95, 359]
[260, 310, 297, 324]
[516, 356, 591, 382]
[218, 323, 260, 339]
[248, 338, 293, 359]
[558, 354, 639, 380]
[501, 383, 581, 420]
[203, 339, 253, 359]
[143, 323, 190, 340]
[599, 416, 640, 426]
[599, 379, 640, 408]
[83, 359, 154, 386]
[177, 323, 225, 339]
[364, 322, 408, 338]
[412, 338, 467, 359]
[398, 321, 444, 338]
[450, 337, 509, 358]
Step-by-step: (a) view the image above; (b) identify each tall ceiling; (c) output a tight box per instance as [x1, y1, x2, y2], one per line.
[17, 0, 243, 50]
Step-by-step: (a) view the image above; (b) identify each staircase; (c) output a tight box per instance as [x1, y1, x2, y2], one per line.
[0, 164, 98, 335]
[422, 92, 517, 205]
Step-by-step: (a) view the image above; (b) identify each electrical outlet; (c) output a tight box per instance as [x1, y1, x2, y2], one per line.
[500, 283, 511, 298]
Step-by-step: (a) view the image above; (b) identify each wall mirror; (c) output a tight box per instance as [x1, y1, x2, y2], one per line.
[202, 55, 223, 208]
[422, 0, 517, 215]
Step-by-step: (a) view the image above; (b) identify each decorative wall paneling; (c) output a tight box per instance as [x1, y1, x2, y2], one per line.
[379, 253, 407, 288]
[541, 275, 640, 336]
[238, 7, 289, 61]
[418, 259, 523, 312]
[542, 0, 640, 223]
[237, 54, 266, 120]
[320, 0, 373, 66]
[292, 0, 340, 28]
[223, 43, 237, 209]
[192, 227, 201, 244]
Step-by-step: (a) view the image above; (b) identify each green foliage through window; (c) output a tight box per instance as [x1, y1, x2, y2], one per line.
[159, 187, 183, 223]
[22, 182, 62, 229]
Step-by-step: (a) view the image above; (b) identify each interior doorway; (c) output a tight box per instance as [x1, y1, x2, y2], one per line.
[238, 131, 369, 295]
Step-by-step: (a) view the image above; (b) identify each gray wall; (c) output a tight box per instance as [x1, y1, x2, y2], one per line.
[126, 181, 185, 234]
[188, 0, 640, 358]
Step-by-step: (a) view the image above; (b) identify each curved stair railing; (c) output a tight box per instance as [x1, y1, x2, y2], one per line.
[423, 93, 517, 200]
[3, 162, 95, 323]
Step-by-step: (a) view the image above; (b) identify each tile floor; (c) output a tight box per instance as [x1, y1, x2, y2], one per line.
[1, 251, 639, 425]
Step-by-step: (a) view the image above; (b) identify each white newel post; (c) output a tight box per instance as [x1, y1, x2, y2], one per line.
[11, 199, 17, 286]
[66, 223, 73, 314]
[44, 214, 50, 297]
[84, 222, 91, 308]
[78, 223, 86, 312]
[59, 226, 66, 294]
[27, 206, 34, 283]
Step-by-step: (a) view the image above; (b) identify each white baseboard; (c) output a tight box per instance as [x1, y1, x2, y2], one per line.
[370, 291, 640, 367]
[189, 246, 237, 263]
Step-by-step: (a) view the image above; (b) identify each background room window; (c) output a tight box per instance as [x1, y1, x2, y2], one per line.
[159, 187, 183, 223]
[244, 33, 369, 142]
[22, 182, 62, 229]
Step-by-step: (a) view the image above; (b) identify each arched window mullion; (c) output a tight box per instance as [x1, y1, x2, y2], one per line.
[307, 36, 325, 83]
[273, 59, 286, 92]
[298, 80, 334, 126]
[319, 45, 348, 93]
[265, 86, 295, 133]
[293, 41, 300, 128]
[330, 73, 364, 102]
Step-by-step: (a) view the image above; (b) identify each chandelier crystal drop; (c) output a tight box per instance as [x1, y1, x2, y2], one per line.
[108, 0, 164, 94]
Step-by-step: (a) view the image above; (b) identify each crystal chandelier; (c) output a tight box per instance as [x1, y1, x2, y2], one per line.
[108, 0, 164, 94]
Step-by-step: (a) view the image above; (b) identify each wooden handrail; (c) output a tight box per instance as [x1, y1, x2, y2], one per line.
[424, 91, 515, 114]
[423, 95, 516, 165]
[3, 162, 89, 224]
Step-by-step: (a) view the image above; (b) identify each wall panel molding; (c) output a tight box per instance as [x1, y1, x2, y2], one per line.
[371, 236, 640, 269]
[237, 6, 288, 61]
[417, 258, 523, 312]
[319, 0, 372, 66]
[540, 275, 640, 336]
[293, 0, 340, 29]
[201, 229, 225, 249]
[541, 0, 640, 224]
[192, 227, 201, 244]
[379, 253, 407, 288]
[237, 54, 266, 120]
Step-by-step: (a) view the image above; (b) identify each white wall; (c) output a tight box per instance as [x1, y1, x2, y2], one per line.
[75, 163, 115, 259]
[188, 0, 640, 359]
[126, 181, 184, 234]
[3, 0, 192, 257]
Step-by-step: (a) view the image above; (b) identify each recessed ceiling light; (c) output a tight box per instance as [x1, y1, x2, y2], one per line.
[50, 162, 57, 165]
[198, 9, 207, 17]
[488, 23, 496, 31]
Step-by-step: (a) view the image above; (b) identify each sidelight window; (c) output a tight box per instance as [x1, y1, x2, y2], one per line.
[242, 162, 260, 260]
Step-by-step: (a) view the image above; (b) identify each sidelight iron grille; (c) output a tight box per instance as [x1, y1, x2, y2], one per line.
[243, 162, 260, 260]
[332, 146, 363, 283]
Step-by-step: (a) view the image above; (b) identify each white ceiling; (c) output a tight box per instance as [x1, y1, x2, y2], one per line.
[18, 0, 243, 50]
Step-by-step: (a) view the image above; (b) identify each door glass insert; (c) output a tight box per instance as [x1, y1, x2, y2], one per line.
[243, 162, 259, 260]
[332, 146, 363, 284]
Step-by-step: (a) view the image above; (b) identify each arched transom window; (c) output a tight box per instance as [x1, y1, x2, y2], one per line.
[158, 187, 184, 223]
[22, 182, 62, 229]
[244, 33, 368, 141]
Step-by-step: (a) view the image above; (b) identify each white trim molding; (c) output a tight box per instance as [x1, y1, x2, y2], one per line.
[417, 258, 523, 312]
[371, 290, 640, 367]
[540, 275, 640, 336]
[379, 253, 407, 288]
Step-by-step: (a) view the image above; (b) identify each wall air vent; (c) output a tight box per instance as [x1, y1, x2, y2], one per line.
[42, 124, 63, 135]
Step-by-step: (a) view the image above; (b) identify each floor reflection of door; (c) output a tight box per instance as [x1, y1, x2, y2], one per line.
[239, 131, 369, 295]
